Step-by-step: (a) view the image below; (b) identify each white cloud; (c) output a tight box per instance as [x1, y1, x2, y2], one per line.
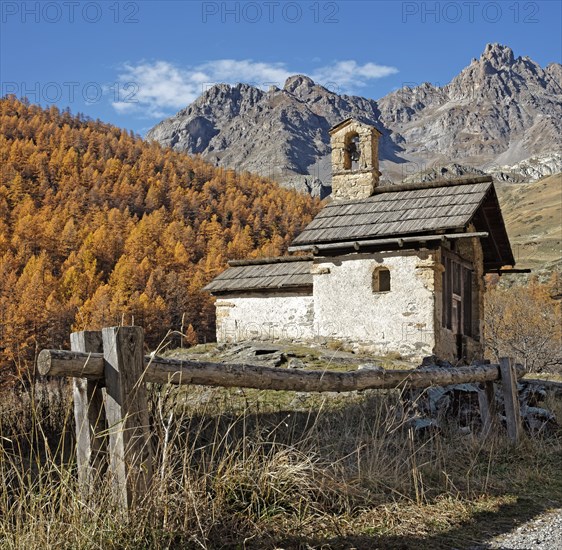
[198, 59, 292, 84]
[112, 61, 203, 118]
[111, 58, 398, 118]
[312, 61, 399, 92]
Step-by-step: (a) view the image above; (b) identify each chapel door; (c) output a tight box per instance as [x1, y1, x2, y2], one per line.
[442, 252, 474, 360]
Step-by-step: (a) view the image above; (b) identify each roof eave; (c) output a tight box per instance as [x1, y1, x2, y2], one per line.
[206, 284, 313, 296]
[289, 229, 485, 253]
[467, 183, 516, 268]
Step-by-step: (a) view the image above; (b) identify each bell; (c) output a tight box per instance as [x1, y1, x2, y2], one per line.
[347, 141, 360, 162]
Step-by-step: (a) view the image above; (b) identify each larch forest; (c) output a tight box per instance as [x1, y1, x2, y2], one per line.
[0, 96, 320, 382]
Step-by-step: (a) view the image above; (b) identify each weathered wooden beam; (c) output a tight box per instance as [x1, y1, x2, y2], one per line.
[372, 175, 493, 194]
[38, 349, 524, 392]
[478, 380, 497, 436]
[493, 268, 532, 275]
[146, 359, 516, 391]
[227, 255, 313, 267]
[500, 357, 523, 444]
[40, 349, 104, 378]
[288, 232, 489, 253]
[102, 327, 153, 510]
[71, 331, 107, 497]
[521, 378, 562, 398]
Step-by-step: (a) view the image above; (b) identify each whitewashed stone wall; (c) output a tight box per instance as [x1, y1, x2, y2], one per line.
[312, 251, 438, 358]
[213, 244, 486, 361]
[215, 292, 314, 343]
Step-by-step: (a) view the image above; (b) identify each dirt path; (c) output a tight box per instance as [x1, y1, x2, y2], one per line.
[472, 509, 562, 549]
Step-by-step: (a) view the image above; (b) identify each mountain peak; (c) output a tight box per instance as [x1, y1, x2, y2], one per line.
[148, 45, 562, 193]
[480, 43, 515, 68]
[283, 74, 317, 94]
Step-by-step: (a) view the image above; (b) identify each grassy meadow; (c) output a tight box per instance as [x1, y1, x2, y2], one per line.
[1, 351, 561, 550]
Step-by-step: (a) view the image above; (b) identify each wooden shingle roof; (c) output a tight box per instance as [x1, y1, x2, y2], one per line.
[289, 176, 514, 270]
[203, 256, 313, 295]
[292, 178, 491, 245]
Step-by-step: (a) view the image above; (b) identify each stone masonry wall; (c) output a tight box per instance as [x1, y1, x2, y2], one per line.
[215, 292, 315, 343]
[330, 120, 381, 200]
[312, 251, 438, 359]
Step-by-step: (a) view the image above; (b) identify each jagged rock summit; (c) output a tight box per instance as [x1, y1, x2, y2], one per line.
[147, 44, 562, 193]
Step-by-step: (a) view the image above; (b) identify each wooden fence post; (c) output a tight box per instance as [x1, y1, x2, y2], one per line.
[499, 357, 523, 444]
[70, 330, 107, 497]
[102, 326, 153, 510]
[478, 380, 497, 436]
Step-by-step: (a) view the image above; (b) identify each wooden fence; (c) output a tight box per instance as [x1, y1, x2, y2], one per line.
[38, 326, 525, 510]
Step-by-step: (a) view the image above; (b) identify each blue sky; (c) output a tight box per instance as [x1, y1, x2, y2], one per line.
[1, 0, 561, 135]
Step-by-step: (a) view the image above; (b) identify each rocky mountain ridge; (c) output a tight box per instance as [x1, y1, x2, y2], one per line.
[403, 152, 562, 184]
[147, 44, 562, 195]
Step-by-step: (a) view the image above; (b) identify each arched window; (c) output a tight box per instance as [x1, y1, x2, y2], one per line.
[372, 267, 391, 293]
[343, 132, 360, 170]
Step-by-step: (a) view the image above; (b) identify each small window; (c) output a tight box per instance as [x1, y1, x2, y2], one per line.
[373, 267, 391, 292]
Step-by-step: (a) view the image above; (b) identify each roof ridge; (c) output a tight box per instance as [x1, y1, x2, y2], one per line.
[227, 255, 313, 267]
[373, 175, 493, 195]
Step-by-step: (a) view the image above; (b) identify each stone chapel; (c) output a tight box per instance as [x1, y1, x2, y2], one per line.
[204, 118, 516, 361]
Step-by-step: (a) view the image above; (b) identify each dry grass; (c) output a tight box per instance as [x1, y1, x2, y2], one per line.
[1, 376, 561, 549]
[496, 173, 562, 269]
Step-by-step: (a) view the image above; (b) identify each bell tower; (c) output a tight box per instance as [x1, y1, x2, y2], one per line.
[329, 118, 382, 201]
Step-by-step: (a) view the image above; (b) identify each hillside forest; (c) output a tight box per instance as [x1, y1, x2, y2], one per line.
[0, 97, 320, 381]
[1, 97, 560, 382]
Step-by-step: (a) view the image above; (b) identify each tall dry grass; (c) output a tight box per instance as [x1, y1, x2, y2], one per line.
[1, 377, 561, 549]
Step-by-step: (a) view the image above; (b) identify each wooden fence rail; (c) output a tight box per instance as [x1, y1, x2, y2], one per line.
[39, 326, 525, 510]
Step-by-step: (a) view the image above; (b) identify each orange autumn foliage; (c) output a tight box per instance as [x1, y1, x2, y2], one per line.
[0, 97, 321, 379]
[484, 274, 562, 373]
